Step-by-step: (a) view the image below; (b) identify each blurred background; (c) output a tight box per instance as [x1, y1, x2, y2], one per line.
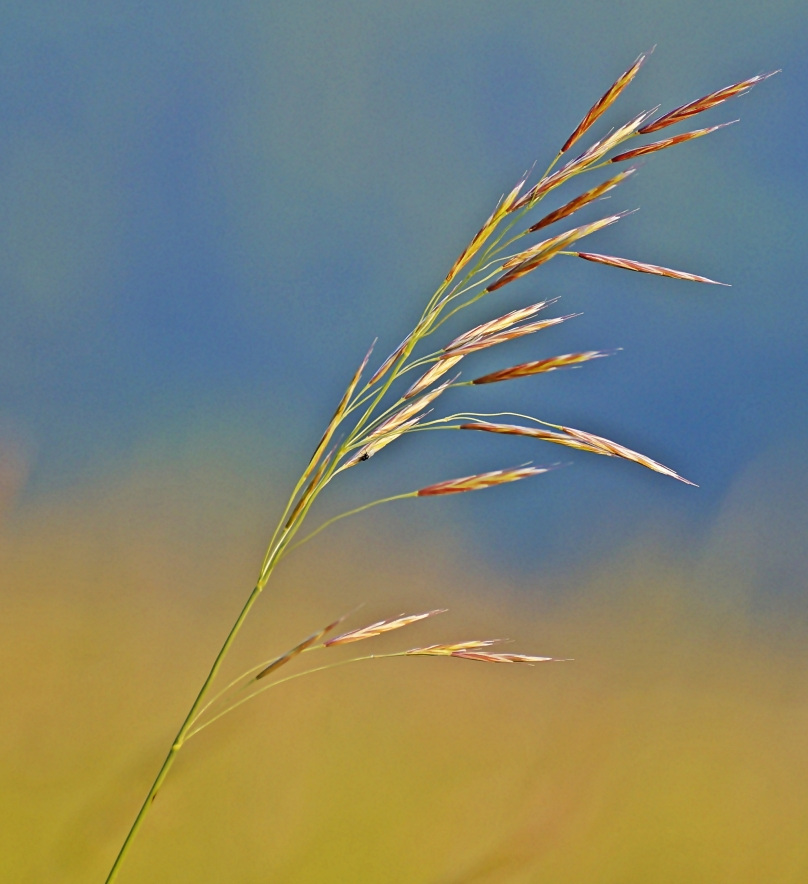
[1, 1, 806, 881]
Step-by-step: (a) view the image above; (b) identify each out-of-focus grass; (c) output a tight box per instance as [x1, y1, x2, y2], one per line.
[2, 450, 806, 883]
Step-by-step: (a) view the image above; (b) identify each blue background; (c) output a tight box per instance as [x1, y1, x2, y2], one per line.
[1, 0, 805, 580]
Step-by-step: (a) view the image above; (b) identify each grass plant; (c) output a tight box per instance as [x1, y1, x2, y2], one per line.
[104, 52, 775, 882]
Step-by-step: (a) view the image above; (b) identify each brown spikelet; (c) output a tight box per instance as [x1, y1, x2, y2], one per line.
[254, 612, 352, 680]
[445, 299, 558, 352]
[638, 71, 779, 135]
[575, 251, 728, 285]
[471, 350, 615, 385]
[611, 121, 736, 163]
[444, 314, 580, 358]
[528, 167, 637, 232]
[561, 49, 652, 154]
[444, 173, 528, 285]
[560, 424, 697, 485]
[404, 355, 463, 399]
[459, 421, 606, 454]
[302, 342, 375, 483]
[487, 214, 625, 293]
[324, 609, 447, 647]
[417, 464, 561, 497]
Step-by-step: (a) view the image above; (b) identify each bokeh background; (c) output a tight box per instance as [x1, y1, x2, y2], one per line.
[2, 2, 806, 882]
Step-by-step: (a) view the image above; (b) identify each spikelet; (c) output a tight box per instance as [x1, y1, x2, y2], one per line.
[404, 355, 463, 399]
[471, 350, 614, 385]
[487, 214, 626, 292]
[459, 419, 695, 485]
[346, 416, 423, 466]
[301, 342, 374, 483]
[383, 376, 454, 430]
[444, 315, 579, 359]
[347, 376, 455, 465]
[560, 424, 696, 485]
[445, 299, 558, 352]
[367, 332, 413, 387]
[575, 251, 728, 285]
[444, 174, 527, 286]
[511, 109, 654, 211]
[254, 612, 352, 680]
[417, 464, 561, 497]
[406, 642, 556, 664]
[449, 650, 557, 663]
[324, 609, 447, 647]
[638, 71, 779, 135]
[503, 214, 627, 271]
[560, 50, 653, 154]
[406, 640, 500, 655]
[529, 167, 637, 232]
[284, 450, 332, 529]
[460, 420, 605, 454]
[611, 121, 736, 163]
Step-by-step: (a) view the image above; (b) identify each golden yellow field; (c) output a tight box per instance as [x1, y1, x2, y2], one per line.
[2, 452, 806, 883]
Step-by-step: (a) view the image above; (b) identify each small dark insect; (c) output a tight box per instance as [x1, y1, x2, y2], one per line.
[359, 452, 370, 461]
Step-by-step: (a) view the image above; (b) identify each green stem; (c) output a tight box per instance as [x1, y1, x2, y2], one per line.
[281, 492, 416, 558]
[186, 652, 402, 741]
[104, 568, 273, 882]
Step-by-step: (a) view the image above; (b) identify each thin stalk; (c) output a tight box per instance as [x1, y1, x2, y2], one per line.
[104, 571, 270, 883]
[185, 652, 402, 740]
[281, 492, 416, 557]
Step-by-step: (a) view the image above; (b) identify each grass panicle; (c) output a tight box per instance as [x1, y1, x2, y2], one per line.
[104, 54, 775, 884]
